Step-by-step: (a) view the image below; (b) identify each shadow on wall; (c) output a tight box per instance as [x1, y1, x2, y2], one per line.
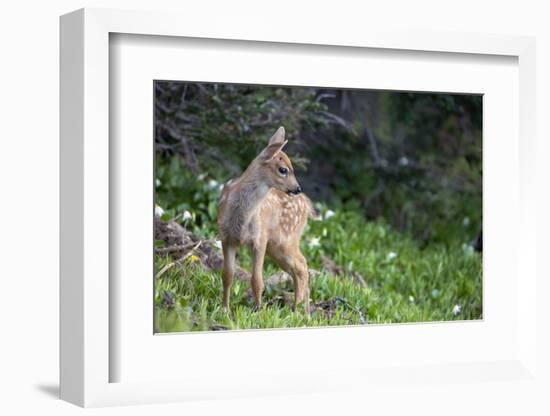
[34, 384, 59, 399]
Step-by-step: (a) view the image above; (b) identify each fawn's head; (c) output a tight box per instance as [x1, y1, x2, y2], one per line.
[251, 126, 302, 196]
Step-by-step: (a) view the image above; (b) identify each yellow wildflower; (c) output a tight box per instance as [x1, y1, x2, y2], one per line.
[187, 255, 200, 264]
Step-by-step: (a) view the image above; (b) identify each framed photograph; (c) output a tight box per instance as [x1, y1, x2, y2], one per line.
[60, 7, 538, 408]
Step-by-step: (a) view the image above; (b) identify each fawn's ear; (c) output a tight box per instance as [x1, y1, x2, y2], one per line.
[260, 127, 287, 161]
[268, 126, 286, 146]
[260, 140, 288, 161]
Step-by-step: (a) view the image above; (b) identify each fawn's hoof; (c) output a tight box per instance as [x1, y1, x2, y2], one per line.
[222, 306, 234, 318]
[252, 304, 263, 312]
[291, 301, 311, 317]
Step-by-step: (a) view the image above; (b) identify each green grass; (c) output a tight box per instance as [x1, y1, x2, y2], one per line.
[154, 208, 482, 332]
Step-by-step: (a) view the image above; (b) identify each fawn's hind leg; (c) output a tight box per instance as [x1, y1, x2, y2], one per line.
[222, 242, 237, 311]
[293, 252, 310, 315]
[267, 244, 310, 314]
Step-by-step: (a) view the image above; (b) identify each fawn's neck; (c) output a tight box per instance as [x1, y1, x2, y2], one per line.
[230, 168, 269, 224]
[230, 165, 269, 228]
[219, 161, 273, 243]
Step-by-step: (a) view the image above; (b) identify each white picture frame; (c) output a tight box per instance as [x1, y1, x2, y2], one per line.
[60, 7, 538, 408]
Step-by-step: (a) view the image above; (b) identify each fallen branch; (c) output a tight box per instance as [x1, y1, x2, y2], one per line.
[335, 296, 367, 324]
[351, 272, 368, 289]
[155, 239, 217, 254]
[321, 256, 367, 288]
[155, 241, 203, 280]
[155, 241, 199, 254]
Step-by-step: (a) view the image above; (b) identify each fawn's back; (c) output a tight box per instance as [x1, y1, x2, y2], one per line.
[217, 168, 311, 248]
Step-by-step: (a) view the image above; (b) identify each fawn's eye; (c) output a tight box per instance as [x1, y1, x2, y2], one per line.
[278, 167, 288, 176]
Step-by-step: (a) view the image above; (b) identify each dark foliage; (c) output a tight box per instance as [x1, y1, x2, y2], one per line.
[155, 81, 482, 245]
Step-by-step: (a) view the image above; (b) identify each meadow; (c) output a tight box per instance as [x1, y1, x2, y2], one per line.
[154, 177, 482, 332]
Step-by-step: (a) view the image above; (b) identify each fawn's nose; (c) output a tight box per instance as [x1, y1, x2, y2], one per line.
[294, 186, 302, 195]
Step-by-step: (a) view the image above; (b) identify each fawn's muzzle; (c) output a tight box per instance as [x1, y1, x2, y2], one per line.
[288, 186, 302, 196]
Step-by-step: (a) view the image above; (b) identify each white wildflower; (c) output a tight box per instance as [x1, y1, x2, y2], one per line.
[398, 156, 409, 166]
[214, 240, 222, 250]
[324, 209, 336, 220]
[408, 295, 415, 303]
[386, 251, 397, 261]
[207, 179, 218, 189]
[182, 210, 192, 221]
[308, 237, 321, 249]
[452, 304, 462, 316]
[462, 217, 470, 226]
[155, 178, 161, 187]
[462, 244, 475, 256]
[431, 289, 440, 298]
[197, 173, 207, 181]
[154, 204, 164, 217]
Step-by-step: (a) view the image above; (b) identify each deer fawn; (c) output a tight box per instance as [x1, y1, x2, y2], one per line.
[217, 127, 315, 314]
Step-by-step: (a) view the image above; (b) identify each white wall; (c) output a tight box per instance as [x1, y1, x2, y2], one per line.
[1, 1, 548, 414]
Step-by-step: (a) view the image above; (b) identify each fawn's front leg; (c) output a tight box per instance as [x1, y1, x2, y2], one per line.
[250, 238, 267, 310]
[222, 242, 237, 311]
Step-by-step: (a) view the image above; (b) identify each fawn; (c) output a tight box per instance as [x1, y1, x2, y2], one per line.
[217, 127, 315, 314]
